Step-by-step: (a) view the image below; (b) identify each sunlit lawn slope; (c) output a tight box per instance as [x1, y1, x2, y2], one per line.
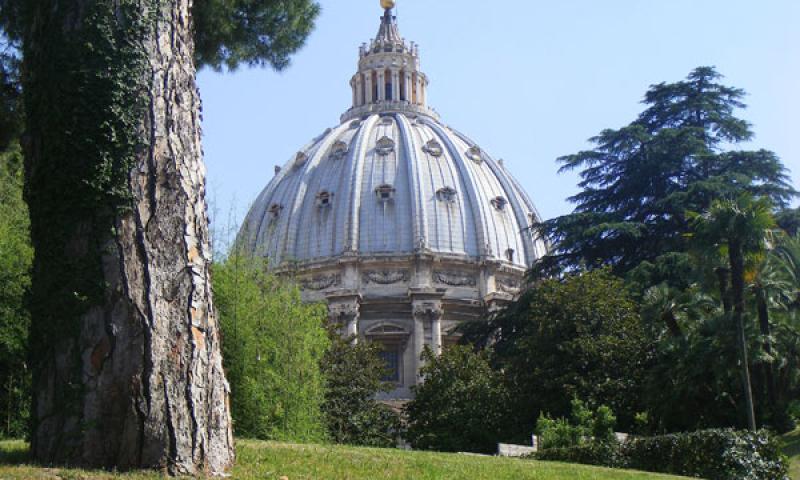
[781, 428, 800, 479]
[0, 439, 688, 479]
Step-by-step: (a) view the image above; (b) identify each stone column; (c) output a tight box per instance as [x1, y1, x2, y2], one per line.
[377, 70, 386, 101]
[409, 287, 446, 384]
[364, 72, 373, 104]
[415, 74, 423, 106]
[356, 76, 364, 107]
[327, 291, 362, 344]
[404, 71, 412, 103]
[391, 69, 400, 102]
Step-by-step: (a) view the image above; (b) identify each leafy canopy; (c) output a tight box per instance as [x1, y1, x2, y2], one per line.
[213, 253, 329, 442]
[536, 67, 796, 279]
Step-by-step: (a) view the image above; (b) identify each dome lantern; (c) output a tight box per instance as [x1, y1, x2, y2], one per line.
[344, 1, 433, 122]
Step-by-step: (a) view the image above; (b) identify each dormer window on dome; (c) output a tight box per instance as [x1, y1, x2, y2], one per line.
[329, 141, 349, 160]
[375, 184, 396, 202]
[293, 151, 308, 169]
[466, 146, 483, 164]
[423, 139, 443, 157]
[491, 196, 508, 211]
[316, 191, 333, 208]
[268, 203, 283, 220]
[375, 136, 395, 155]
[436, 186, 457, 203]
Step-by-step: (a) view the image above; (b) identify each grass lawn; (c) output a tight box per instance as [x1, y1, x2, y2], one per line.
[781, 428, 800, 479]
[0, 439, 687, 480]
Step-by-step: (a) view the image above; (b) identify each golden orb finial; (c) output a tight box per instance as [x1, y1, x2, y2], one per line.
[381, 0, 395, 10]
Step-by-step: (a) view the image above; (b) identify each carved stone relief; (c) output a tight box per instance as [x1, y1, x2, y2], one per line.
[300, 273, 341, 291]
[362, 269, 409, 285]
[496, 277, 522, 294]
[434, 270, 477, 287]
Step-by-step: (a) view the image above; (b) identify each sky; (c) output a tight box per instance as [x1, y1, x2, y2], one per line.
[198, 0, 800, 239]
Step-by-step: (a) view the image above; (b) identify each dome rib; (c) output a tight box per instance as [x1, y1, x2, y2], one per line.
[449, 128, 538, 267]
[345, 115, 380, 253]
[396, 114, 426, 251]
[421, 117, 490, 258]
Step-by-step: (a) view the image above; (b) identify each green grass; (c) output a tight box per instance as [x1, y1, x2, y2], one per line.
[780, 428, 800, 479]
[0, 439, 687, 479]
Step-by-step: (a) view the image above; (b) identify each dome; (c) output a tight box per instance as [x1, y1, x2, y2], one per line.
[239, 2, 546, 399]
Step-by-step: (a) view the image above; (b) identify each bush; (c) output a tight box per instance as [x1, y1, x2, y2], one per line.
[534, 441, 621, 468]
[214, 254, 330, 442]
[534, 429, 789, 480]
[321, 332, 401, 447]
[622, 429, 788, 480]
[405, 346, 511, 454]
[536, 398, 617, 449]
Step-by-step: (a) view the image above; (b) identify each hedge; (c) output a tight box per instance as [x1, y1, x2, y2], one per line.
[532, 429, 788, 480]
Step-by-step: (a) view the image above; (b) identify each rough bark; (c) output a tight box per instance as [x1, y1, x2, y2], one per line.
[22, 0, 234, 474]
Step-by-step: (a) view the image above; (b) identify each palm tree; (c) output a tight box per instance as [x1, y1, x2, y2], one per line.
[690, 193, 776, 430]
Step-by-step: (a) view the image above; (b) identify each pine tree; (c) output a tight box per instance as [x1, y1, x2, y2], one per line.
[5, 0, 319, 472]
[536, 67, 796, 282]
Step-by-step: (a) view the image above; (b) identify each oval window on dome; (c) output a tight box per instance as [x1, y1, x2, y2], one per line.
[268, 203, 283, 220]
[490, 196, 508, 211]
[316, 191, 333, 208]
[380, 116, 394, 125]
[375, 136, 395, 156]
[436, 186, 457, 203]
[329, 141, 349, 160]
[423, 139, 443, 157]
[466, 146, 483, 164]
[375, 184, 396, 202]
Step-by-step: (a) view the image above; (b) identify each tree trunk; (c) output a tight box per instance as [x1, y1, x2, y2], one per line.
[21, 0, 234, 474]
[716, 267, 732, 314]
[756, 292, 778, 413]
[729, 240, 756, 430]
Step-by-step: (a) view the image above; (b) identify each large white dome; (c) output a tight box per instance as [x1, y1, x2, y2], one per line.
[239, 113, 546, 268]
[238, 3, 546, 398]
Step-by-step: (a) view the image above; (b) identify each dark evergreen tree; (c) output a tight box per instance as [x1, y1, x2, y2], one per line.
[535, 67, 796, 284]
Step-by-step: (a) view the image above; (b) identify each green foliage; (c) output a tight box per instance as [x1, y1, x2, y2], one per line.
[537, 429, 789, 480]
[405, 346, 511, 454]
[193, 0, 320, 71]
[214, 253, 329, 442]
[535, 66, 796, 279]
[623, 429, 788, 480]
[536, 399, 616, 450]
[0, 143, 30, 439]
[485, 270, 649, 437]
[321, 332, 400, 447]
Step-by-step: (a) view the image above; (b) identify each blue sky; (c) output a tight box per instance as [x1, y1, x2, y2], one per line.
[198, 0, 800, 239]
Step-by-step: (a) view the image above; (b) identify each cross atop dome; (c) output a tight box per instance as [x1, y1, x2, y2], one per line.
[342, 0, 435, 122]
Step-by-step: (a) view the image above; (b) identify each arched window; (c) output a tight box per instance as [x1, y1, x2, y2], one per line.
[385, 69, 393, 101]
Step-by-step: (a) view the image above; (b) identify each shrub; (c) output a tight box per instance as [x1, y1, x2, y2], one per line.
[536, 398, 616, 449]
[214, 254, 330, 442]
[533, 428, 789, 480]
[321, 331, 401, 447]
[405, 346, 511, 454]
[534, 441, 621, 468]
[622, 429, 788, 480]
